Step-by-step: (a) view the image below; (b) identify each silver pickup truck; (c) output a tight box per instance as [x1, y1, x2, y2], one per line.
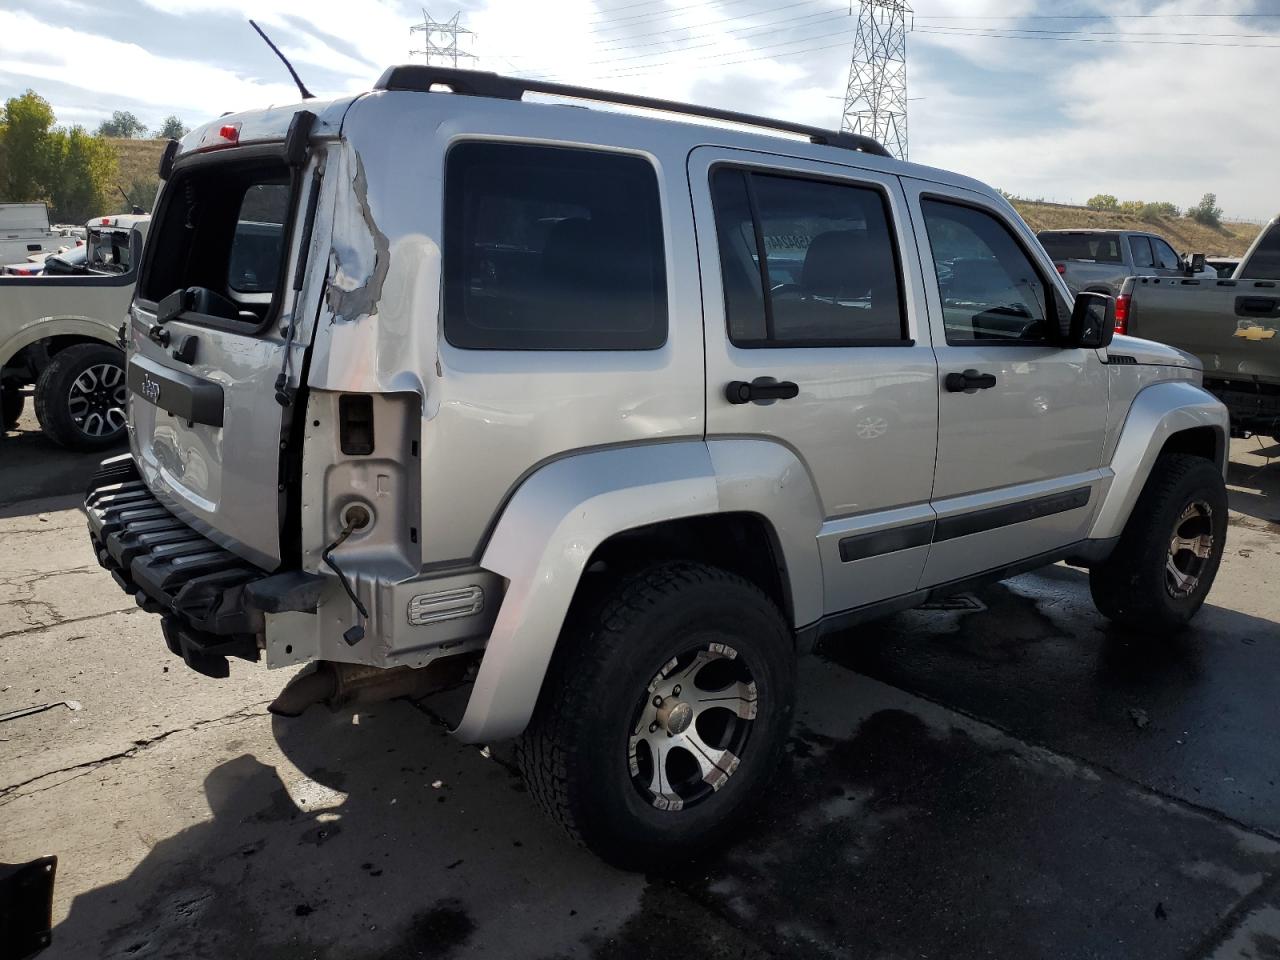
[0, 214, 148, 448]
[1039, 229, 1206, 297]
[1118, 217, 1280, 439]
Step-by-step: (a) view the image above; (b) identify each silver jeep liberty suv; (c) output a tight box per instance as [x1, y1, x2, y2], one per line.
[85, 67, 1229, 868]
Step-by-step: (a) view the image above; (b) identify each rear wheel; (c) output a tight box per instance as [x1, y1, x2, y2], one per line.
[34, 343, 127, 450]
[516, 562, 795, 870]
[1089, 453, 1227, 631]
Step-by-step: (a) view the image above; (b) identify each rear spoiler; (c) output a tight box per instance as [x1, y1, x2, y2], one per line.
[160, 110, 316, 180]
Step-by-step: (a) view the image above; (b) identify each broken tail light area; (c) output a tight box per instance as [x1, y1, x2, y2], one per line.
[192, 122, 242, 153]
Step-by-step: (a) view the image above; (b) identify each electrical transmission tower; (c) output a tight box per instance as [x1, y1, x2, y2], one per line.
[410, 10, 476, 67]
[840, 1, 911, 160]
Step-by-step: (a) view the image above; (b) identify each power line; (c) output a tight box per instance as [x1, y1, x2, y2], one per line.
[915, 12, 1280, 18]
[913, 26, 1280, 48]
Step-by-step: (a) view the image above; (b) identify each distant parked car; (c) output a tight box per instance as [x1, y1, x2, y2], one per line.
[1038, 229, 1203, 296]
[2, 258, 45, 277]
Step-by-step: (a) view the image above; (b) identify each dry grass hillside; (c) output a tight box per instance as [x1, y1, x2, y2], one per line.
[1011, 199, 1265, 258]
[107, 138, 167, 184]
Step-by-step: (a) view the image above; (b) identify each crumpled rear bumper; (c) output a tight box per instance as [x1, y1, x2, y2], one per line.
[84, 454, 322, 677]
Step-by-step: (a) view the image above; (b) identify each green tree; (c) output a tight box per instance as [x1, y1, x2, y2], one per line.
[96, 110, 147, 138]
[1187, 193, 1223, 227]
[154, 115, 189, 140]
[1086, 193, 1119, 211]
[1118, 200, 1144, 216]
[0, 90, 56, 202]
[44, 126, 118, 223]
[121, 173, 160, 213]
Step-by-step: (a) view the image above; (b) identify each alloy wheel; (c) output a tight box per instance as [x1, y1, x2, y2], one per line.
[628, 641, 758, 812]
[1165, 499, 1214, 598]
[67, 362, 127, 439]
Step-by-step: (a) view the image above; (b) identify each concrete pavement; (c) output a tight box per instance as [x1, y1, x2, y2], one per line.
[2, 407, 1279, 959]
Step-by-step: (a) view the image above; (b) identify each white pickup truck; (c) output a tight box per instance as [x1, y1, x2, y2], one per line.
[0, 202, 70, 265]
[0, 214, 148, 448]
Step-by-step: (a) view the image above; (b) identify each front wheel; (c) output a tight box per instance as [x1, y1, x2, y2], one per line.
[1089, 453, 1227, 631]
[516, 562, 795, 869]
[34, 343, 128, 450]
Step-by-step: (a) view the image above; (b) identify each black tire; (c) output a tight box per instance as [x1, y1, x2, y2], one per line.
[1089, 453, 1227, 631]
[1, 382, 23, 431]
[34, 343, 127, 450]
[516, 562, 795, 870]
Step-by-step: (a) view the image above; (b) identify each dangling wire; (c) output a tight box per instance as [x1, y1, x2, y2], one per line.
[322, 519, 368, 644]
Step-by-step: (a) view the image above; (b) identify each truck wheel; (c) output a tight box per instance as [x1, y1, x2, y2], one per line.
[516, 562, 795, 869]
[1089, 453, 1227, 631]
[34, 344, 127, 450]
[1, 382, 23, 431]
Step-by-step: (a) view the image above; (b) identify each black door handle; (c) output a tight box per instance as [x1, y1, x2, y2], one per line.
[1236, 296, 1280, 317]
[725, 378, 800, 405]
[944, 369, 998, 393]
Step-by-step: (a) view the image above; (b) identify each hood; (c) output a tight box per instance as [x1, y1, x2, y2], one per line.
[1108, 334, 1202, 370]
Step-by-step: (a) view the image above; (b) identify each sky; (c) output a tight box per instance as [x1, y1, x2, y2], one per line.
[1, 0, 1277, 220]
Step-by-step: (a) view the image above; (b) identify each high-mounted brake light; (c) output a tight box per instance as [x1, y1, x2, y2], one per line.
[1114, 292, 1131, 335]
[193, 121, 243, 153]
[101, 218, 111, 226]
[1055, 263, 1066, 275]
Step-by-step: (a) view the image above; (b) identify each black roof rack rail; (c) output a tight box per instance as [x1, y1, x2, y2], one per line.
[373, 65, 892, 158]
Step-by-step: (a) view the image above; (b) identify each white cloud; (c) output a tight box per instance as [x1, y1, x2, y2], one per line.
[1, 0, 1276, 218]
[0, 11, 307, 118]
[908, 4, 1280, 219]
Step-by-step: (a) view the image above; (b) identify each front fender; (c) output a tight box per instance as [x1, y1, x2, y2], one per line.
[451, 439, 825, 743]
[1088, 381, 1228, 541]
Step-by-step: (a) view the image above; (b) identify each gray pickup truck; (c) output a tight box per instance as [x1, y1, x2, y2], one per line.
[1039, 229, 1205, 297]
[1118, 217, 1280, 439]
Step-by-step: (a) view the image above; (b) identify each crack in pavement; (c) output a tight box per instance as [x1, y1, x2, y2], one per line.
[0, 606, 139, 641]
[0, 701, 273, 806]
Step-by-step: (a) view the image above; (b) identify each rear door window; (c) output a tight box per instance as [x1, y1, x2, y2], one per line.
[443, 142, 667, 350]
[709, 168, 906, 346]
[1130, 235, 1155, 268]
[1244, 224, 1280, 279]
[1152, 237, 1180, 270]
[140, 163, 293, 329]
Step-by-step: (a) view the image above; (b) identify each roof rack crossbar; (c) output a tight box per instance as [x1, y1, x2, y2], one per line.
[373, 66, 891, 158]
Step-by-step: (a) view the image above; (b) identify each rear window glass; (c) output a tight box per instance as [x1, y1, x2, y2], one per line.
[1244, 224, 1280, 280]
[444, 142, 667, 350]
[1038, 232, 1122, 263]
[141, 163, 292, 327]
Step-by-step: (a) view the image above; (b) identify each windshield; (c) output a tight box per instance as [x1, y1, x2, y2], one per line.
[86, 229, 132, 274]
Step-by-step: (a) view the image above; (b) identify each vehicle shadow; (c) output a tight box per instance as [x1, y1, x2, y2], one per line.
[1226, 449, 1280, 526]
[0, 396, 121, 514]
[53, 702, 642, 960]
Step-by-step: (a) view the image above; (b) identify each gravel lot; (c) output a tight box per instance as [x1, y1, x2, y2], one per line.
[2, 402, 1279, 960]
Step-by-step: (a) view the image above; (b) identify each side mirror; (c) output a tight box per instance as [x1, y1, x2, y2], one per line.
[1068, 291, 1114, 349]
[1182, 252, 1206, 276]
